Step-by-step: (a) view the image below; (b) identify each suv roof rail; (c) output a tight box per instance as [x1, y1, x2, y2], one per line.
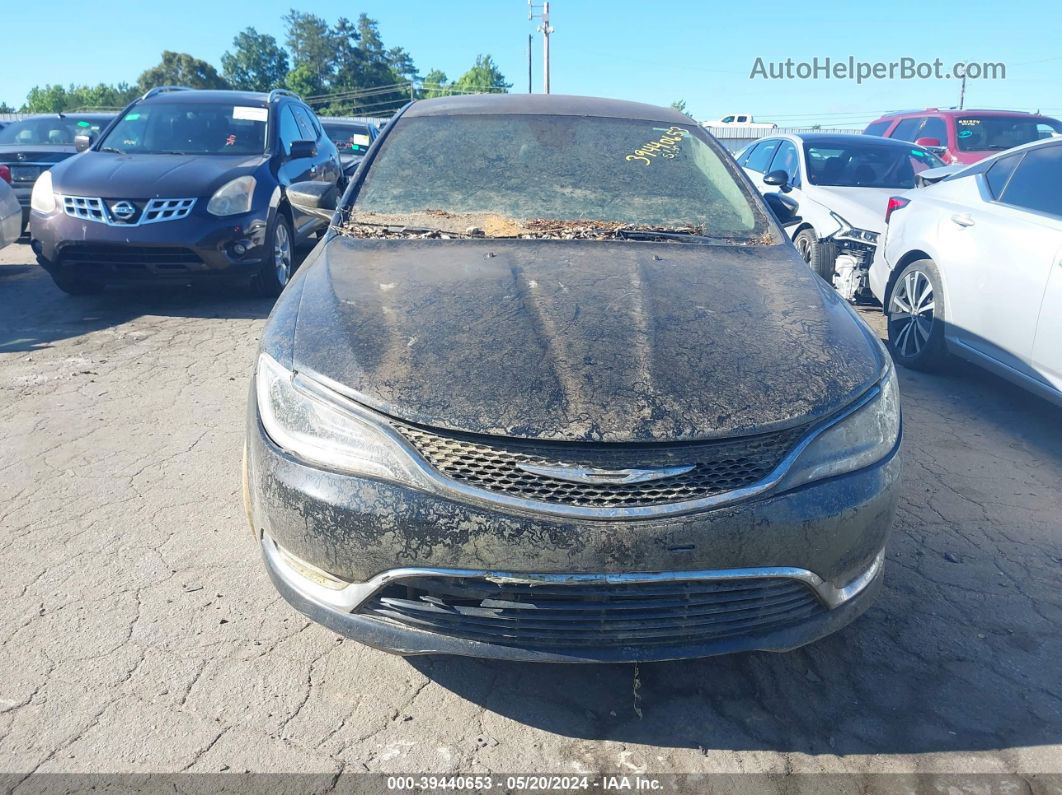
[268, 89, 300, 103]
[141, 86, 193, 101]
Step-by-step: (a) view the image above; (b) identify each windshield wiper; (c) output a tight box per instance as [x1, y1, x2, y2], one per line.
[613, 227, 707, 242]
[99, 146, 125, 154]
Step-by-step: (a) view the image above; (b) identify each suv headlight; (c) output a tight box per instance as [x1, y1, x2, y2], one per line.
[207, 175, 256, 216]
[256, 353, 431, 488]
[30, 170, 56, 214]
[778, 365, 900, 492]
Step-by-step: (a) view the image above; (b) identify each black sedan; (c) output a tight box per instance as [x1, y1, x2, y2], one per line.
[244, 94, 901, 663]
[0, 113, 114, 232]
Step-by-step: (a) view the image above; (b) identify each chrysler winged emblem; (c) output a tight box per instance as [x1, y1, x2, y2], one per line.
[515, 462, 694, 485]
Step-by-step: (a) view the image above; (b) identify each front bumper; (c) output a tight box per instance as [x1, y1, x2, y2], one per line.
[246, 402, 901, 662]
[30, 203, 271, 284]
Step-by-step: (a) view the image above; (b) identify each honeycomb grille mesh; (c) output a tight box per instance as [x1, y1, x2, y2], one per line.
[393, 423, 807, 508]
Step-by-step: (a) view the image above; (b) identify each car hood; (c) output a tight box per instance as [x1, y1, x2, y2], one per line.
[51, 151, 267, 198]
[286, 237, 884, 443]
[807, 186, 896, 234]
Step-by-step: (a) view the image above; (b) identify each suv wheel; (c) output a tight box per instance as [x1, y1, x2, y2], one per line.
[253, 214, 294, 297]
[887, 259, 947, 371]
[793, 228, 837, 282]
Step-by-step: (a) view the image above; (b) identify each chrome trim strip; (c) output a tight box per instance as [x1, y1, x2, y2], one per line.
[262, 533, 885, 613]
[289, 369, 884, 521]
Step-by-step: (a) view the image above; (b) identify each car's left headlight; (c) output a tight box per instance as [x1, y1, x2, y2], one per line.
[830, 211, 879, 244]
[255, 353, 433, 489]
[207, 175, 256, 216]
[30, 170, 56, 214]
[777, 364, 900, 492]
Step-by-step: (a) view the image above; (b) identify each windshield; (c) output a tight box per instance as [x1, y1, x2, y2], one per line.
[352, 114, 765, 240]
[804, 141, 945, 188]
[956, 116, 1062, 152]
[0, 116, 111, 146]
[323, 122, 374, 155]
[98, 102, 268, 155]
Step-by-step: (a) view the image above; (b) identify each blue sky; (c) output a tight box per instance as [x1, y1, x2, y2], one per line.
[3, 0, 1060, 126]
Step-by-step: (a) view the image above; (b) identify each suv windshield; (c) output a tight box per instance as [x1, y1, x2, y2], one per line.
[804, 141, 945, 188]
[323, 122, 373, 154]
[956, 116, 1062, 152]
[351, 114, 765, 240]
[0, 116, 110, 146]
[98, 102, 268, 155]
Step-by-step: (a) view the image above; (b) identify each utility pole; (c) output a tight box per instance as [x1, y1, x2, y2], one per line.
[959, 72, 967, 110]
[528, 33, 533, 93]
[528, 1, 554, 94]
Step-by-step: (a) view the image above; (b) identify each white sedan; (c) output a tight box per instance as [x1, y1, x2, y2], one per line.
[869, 137, 1062, 406]
[736, 133, 944, 301]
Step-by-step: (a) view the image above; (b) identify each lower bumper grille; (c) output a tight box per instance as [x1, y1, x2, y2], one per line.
[60, 244, 204, 273]
[359, 575, 826, 650]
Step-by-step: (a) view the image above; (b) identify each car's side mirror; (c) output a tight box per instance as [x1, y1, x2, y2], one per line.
[288, 181, 338, 221]
[287, 140, 317, 159]
[763, 192, 801, 227]
[763, 169, 789, 188]
[74, 133, 95, 153]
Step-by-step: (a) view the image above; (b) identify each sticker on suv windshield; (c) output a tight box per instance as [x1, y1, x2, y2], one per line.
[233, 106, 268, 122]
[349, 134, 371, 147]
[625, 126, 687, 166]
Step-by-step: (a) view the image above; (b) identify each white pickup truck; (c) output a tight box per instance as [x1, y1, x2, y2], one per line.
[701, 114, 778, 131]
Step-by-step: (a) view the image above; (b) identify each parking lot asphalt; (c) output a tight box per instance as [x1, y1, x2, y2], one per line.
[0, 240, 1060, 780]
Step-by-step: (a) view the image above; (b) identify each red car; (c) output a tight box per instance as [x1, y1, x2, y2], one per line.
[863, 108, 1062, 165]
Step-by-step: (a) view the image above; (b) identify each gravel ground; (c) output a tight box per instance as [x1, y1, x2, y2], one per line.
[0, 241, 1060, 783]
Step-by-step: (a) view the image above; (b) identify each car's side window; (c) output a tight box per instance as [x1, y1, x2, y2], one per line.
[985, 152, 1022, 199]
[891, 117, 926, 142]
[290, 106, 317, 143]
[736, 143, 758, 167]
[745, 140, 780, 173]
[767, 141, 800, 186]
[278, 106, 302, 155]
[920, 117, 947, 143]
[998, 145, 1062, 217]
[864, 121, 890, 137]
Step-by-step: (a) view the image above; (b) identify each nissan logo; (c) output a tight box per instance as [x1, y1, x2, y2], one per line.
[110, 201, 136, 221]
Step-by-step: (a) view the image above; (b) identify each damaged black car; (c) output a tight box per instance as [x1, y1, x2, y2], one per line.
[243, 94, 901, 663]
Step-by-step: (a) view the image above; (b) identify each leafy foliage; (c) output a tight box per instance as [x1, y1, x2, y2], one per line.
[221, 28, 290, 92]
[22, 83, 139, 113]
[136, 51, 229, 93]
[452, 55, 512, 95]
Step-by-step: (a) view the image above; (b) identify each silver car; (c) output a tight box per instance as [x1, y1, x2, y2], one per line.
[870, 137, 1062, 405]
[0, 179, 20, 250]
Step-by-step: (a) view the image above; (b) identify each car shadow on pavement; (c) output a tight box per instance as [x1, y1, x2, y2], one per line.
[0, 244, 299, 353]
[407, 356, 1062, 756]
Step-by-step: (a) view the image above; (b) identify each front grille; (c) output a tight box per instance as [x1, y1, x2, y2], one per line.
[360, 575, 826, 650]
[61, 195, 195, 225]
[394, 424, 806, 508]
[60, 244, 203, 272]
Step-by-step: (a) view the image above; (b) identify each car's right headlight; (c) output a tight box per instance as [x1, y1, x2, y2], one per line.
[30, 170, 56, 214]
[207, 175, 256, 216]
[777, 364, 901, 492]
[256, 353, 432, 489]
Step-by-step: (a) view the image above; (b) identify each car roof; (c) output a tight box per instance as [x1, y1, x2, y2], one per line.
[875, 108, 1052, 120]
[140, 89, 272, 107]
[320, 118, 377, 127]
[403, 93, 691, 123]
[15, 112, 114, 120]
[766, 132, 924, 148]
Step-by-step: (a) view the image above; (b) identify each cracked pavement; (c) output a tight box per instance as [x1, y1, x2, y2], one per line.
[0, 242, 1060, 780]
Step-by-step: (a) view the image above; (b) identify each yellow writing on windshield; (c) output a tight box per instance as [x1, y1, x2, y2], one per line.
[625, 126, 687, 166]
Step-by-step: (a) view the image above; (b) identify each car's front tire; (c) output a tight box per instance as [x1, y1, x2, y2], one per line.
[887, 259, 947, 371]
[793, 227, 836, 282]
[252, 213, 294, 297]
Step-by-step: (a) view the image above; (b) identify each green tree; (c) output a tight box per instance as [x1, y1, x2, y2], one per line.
[137, 51, 229, 93]
[284, 10, 337, 89]
[451, 55, 511, 95]
[420, 69, 449, 99]
[284, 64, 324, 98]
[670, 99, 687, 114]
[324, 15, 414, 117]
[221, 28, 289, 91]
[22, 83, 137, 113]
[0, 101, 14, 113]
